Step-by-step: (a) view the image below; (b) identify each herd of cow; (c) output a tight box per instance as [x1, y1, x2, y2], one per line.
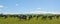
[0, 14, 60, 20]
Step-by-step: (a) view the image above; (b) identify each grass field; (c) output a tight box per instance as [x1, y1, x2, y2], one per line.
[0, 16, 60, 24]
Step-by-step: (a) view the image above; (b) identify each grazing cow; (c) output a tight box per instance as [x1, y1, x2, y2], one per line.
[33, 15, 36, 17]
[15, 15, 19, 17]
[0, 15, 8, 19]
[56, 15, 60, 19]
[3, 15, 7, 19]
[28, 15, 33, 20]
[48, 16, 54, 20]
[36, 16, 40, 19]
[36, 15, 42, 19]
[0, 15, 3, 17]
[13, 15, 17, 18]
[9, 15, 18, 18]
[0, 14, 4, 17]
[9, 15, 14, 17]
[18, 15, 27, 20]
[42, 16, 47, 20]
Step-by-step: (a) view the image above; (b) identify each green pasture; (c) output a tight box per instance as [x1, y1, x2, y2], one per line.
[0, 16, 60, 24]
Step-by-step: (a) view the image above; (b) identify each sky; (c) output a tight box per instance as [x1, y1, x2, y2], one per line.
[0, 0, 60, 14]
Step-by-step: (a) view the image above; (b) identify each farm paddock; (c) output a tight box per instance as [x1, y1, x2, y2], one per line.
[0, 14, 60, 24]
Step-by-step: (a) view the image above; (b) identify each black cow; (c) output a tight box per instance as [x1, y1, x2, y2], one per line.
[9, 15, 18, 18]
[0, 15, 8, 19]
[0, 14, 4, 17]
[4, 15, 7, 19]
[18, 15, 27, 20]
[28, 15, 33, 20]
[42, 16, 47, 20]
[13, 15, 17, 18]
[0, 15, 4, 17]
[36, 15, 42, 19]
[33, 15, 36, 17]
[37, 15, 39, 18]
[56, 16, 60, 19]
[9, 15, 14, 17]
[48, 16, 54, 20]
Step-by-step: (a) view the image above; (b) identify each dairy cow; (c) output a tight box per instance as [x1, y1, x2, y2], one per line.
[18, 15, 27, 20]
[0, 15, 7, 19]
[42, 16, 47, 20]
[28, 15, 33, 20]
[48, 16, 54, 20]
[56, 15, 60, 19]
[36, 15, 43, 19]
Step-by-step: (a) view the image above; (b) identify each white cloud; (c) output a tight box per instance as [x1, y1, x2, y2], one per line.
[0, 12, 1, 14]
[24, 11, 60, 14]
[1, 11, 60, 14]
[34, 8, 41, 11]
[37, 8, 41, 10]
[0, 5, 4, 8]
[2, 12, 21, 15]
[0, 9, 2, 11]
[16, 4, 19, 6]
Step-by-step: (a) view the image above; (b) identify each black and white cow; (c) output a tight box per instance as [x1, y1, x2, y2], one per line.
[18, 15, 27, 20]
[36, 15, 42, 19]
[42, 16, 47, 20]
[56, 15, 60, 19]
[3, 15, 7, 19]
[28, 15, 33, 20]
[48, 16, 54, 20]
[0, 15, 8, 19]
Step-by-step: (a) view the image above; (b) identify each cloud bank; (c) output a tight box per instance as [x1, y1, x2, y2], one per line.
[1, 7, 60, 14]
[24, 11, 60, 14]
[0, 5, 4, 8]
[1, 11, 60, 14]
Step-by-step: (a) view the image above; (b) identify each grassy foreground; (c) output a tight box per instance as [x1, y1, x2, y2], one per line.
[0, 17, 60, 24]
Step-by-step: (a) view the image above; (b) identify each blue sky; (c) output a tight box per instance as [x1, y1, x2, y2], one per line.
[0, 0, 60, 14]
